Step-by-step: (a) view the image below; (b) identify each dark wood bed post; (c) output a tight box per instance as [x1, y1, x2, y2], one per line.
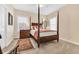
[57, 11, 59, 42]
[38, 4, 40, 47]
[0, 46, 2, 54]
[30, 16, 31, 30]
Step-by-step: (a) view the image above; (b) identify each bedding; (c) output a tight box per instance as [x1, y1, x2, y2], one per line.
[30, 29, 57, 39]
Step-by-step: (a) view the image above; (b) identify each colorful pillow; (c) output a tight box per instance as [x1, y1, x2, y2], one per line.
[31, 26, 36, 30]
[31, 26, 43, 30]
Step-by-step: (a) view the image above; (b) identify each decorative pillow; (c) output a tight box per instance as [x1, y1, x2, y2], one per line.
[36, 26, 38, 29]
[31, 25, 43, 30]
[31, 26, 36, 30]
[33, 26, 35, 30]
[31, 26, 33, 30]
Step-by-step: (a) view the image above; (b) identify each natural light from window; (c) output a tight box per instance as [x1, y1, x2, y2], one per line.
[50, 16, 57, 30]
[17, 16, 30, 31]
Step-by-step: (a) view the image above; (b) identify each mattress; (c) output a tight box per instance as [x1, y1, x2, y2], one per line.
[30, 29, 57, 37]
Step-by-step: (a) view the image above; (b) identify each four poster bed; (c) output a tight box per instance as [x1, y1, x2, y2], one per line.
[30, 5, 59, 47]
[30, 23, 58, 43]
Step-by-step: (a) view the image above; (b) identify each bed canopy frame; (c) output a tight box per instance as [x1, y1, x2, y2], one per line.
[30, 4, 59, 47]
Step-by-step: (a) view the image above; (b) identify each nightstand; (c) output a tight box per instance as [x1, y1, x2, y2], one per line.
[20, 30, 30, 39]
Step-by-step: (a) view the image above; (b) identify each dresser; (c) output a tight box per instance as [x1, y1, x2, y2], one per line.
[20, 30, 30, 39]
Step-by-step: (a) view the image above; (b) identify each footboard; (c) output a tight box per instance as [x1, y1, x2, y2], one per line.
[40, 35, 58, 43]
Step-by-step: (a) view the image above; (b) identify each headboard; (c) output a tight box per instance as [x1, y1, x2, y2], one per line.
[32, 23, 42, 26]
[31, 23, 42, 30]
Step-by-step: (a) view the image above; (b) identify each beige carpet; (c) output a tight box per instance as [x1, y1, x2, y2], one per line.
[17, 38, 33, 52]
[19, 39, 79, 54]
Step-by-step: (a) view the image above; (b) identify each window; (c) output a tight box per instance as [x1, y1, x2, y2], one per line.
[50, 16, 57, 30]
[17, 16, 30, 31]
[42, 18, 47, 29]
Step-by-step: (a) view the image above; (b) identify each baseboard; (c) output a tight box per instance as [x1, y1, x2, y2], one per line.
[60, 37, 79, 46]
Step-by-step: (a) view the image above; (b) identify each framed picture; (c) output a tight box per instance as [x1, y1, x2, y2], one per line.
[8, 12, 13, 25]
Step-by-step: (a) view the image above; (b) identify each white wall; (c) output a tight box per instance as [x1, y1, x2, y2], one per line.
[4, 4, 15, 47]
[0, 5, 6, 49]
[0, 4, 14, 49]
[59, 5, 79, 44]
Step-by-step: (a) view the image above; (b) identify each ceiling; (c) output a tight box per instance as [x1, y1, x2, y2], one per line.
[12, 4, 66, 15]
